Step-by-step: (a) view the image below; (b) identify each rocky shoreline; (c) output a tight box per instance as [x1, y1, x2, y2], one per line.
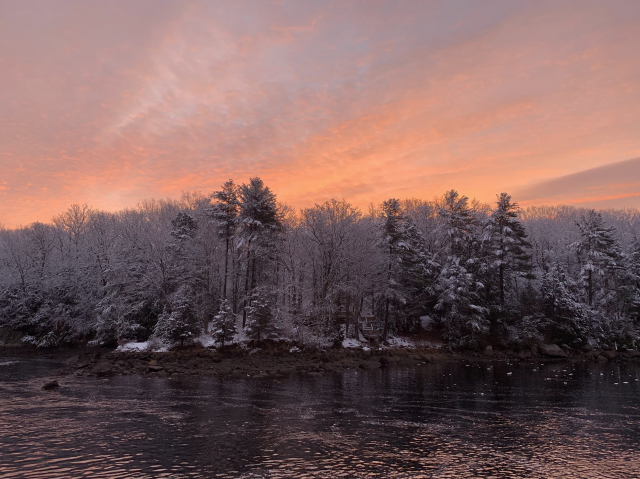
[3, 340, 640, 380]
[46, 342, 640, 380]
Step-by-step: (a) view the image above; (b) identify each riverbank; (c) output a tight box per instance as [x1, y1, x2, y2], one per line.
[0, 340, 629, 380]
[3, 335, 640, 380]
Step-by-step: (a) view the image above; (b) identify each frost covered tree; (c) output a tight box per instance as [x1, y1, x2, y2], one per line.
[300, 199, 362, 340]
[483, 193, 532, 305]
[571, 210, 622, 307]
[208, 180, 239, 300]
[626, 238, 640, 323]
[245, 288, 278, 342]
[379, 199, 437, 339]
[211, 299, 237, 348]
[438, 190, 478, 259]
[434, 256, 488, 348]
[153, 285, 202, 346]
[237, 178, 281, 326]
[540, 262, 587, 344]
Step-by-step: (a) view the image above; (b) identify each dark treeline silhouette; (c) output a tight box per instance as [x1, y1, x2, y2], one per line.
[1, 177, 639, 350]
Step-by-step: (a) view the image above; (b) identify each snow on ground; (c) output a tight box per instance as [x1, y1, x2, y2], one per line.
[116, 341, 149, 352]
[116, 340, 169, 353]
[195, 334, 217, 348]
[386, 336, 443, 349]
[342, 338, 366, 349]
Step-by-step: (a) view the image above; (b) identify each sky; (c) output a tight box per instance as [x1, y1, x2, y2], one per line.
[1, 0, 639, 227]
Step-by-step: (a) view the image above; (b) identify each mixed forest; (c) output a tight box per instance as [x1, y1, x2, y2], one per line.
[1, 177, 640, 351]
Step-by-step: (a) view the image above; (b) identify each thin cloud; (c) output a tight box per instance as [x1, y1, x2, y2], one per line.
[517, 157, 640, 205]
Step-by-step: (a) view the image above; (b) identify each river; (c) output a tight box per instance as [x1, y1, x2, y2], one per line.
[1, 356, 639, 478]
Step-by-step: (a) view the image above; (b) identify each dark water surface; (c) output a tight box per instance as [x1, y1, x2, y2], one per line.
[1, 357, 640, 478]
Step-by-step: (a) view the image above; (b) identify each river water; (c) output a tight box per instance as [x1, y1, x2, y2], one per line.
[1, 356, 639, 478]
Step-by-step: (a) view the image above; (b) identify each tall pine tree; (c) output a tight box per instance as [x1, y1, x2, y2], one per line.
[237, 178, 281, 327]
[483, 193, 532, 305]
[208, 180, 239, 300]
[571, 210, 621, 307]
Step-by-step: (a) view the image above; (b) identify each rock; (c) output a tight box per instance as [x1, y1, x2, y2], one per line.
[539, 344, 567, 358]
[380, 356, 390, 367]
[602, 350, 618, 360]
[518, 351, 532, 360]
[484, 346, 494, 357]
[42, 380, 60, 391]
[64, 355, 80, 366]
[626, 350, 640, 358]
[149, 359, 158, 366]
[597, 354, 609, 363]
[94, 360, 113, 377]
[148, 365, 164, 373]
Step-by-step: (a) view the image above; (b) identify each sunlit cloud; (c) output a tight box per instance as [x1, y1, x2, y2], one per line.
[1, 0, 639, 226]
[516, 157, 640, 208]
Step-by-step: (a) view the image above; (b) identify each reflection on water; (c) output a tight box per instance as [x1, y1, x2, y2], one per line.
[1, 357, 640, 478]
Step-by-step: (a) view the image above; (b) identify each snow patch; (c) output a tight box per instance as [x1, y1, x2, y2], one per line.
[116, 340, 169, 353]
[342, 338, 365, 349]
[195, 334, 218, 348]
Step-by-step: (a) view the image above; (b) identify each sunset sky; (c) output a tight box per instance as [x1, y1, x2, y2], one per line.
[1, 0, 639, 227]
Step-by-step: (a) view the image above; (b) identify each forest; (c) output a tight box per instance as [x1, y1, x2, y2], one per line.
[1, 177, 639, 351]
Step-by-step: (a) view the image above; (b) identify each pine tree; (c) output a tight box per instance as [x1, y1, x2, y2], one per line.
[245, 288, 278, 342]
[153, 285, 202, 346]
[434, 256, 488, 348]
[571, 210, 621, 307]
[237, 178, 281, 327]
[211, 299, 237, 348]
[170, 212, 198, 241]
[540, 262, 587, 344]
[380, 199, 437, 339]
[624, 237, 640, 323]
[208, 180, 239, 300]
[438, 190, 477, 259]
[483, 193, 532, 305]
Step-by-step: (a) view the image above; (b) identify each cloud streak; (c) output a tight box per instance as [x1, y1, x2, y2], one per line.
[517, 157, 640, 207]
[1, 0, 640, 226]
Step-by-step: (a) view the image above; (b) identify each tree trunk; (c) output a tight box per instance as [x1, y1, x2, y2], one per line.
[242, 243, 252, 328]
[222, 233, 230, 299]
[382, 297, 390, 343]
[499, 263, 505, 305]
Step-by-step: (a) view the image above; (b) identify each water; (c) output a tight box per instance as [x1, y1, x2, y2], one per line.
[1, 357, 640, 478]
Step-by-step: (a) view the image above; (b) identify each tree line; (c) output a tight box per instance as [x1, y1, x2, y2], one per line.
[1, 177, 639, 350]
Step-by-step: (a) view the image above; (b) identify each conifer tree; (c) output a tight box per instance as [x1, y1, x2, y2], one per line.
[483, 193, 532, 305]
[153, 285, 202, 346]
[438, 190, 477, 259]
[237, 178, 281, 327]
[624, 237, 640, 323]
[540, 262, 587, 344]
[434, 256, 488, 348]
[380, 199, 437, 339]
[245, 288, 278, 342]
[211, 299, 237, 348]
[571, 210, 621, 307]
[208, 180, 239, 300]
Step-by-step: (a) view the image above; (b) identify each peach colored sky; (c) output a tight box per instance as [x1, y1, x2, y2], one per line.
[1, 0, 640, 227]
